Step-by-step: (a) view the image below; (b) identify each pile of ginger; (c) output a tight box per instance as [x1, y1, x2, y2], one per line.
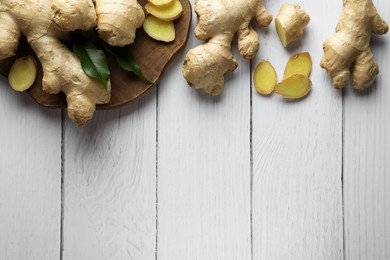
[0, 0, 145, 125]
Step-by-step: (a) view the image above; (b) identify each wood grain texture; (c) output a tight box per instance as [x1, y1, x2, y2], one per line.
[343, 1, 390, 259]
[252, 0, 344, 259]
[0, 0, 191, 109]
[0, 77, 61, 259]
[62, 90, 157, 260]
[156, 0, 251, 258]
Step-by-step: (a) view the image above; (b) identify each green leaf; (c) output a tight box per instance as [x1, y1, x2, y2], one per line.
[102, 42, 153, 84]
[72, 35, 110, 91]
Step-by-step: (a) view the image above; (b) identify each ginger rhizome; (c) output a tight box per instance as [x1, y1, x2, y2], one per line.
[0, 0, 144, 125]
[182, 0, 272, 96]
[52, 0, 145, 47]
[275, 3, 310, 48]
[320, 0, 388, 90]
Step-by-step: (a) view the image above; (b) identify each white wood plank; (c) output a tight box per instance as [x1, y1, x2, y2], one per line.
[343, 0, 390, 259]
[156, 0, 251, 258]
[62, 89, 157, 260]
[252, 0, 344, 259]
[0, 77, 62, 259]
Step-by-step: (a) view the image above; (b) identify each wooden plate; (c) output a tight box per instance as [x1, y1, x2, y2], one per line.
[0, 0, 191, 109]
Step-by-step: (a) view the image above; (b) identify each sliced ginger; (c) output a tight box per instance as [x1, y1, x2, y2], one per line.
[284, 52, 312, 78]
[145, 0, 183, 21]
[143, 15, 175, 42]
[8, 56, 37, 92]
[253, 60, 277, 95]
[148, 0, 175, 7]
[275, 74, 311, 99]
[275, 3, 310, 47]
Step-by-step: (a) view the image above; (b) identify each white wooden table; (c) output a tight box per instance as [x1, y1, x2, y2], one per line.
[1, 0, 389, 259]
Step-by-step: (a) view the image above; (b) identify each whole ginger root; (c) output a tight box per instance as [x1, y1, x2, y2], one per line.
[320, 0, 388, 90]
[182, 0, 272, 96]
[0, 0, 144, 125]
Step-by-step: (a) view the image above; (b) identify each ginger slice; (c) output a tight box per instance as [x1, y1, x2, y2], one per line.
[143, 15, 175, 42]
[284, 52, 312, 78]
[275, 74, 311, 99]
[8, 56, 37, 92]
[275, 3, 310, 47]
[145, 0, 183, 22]
[253, 60, 277, 95]
[148, 0, 175, 7]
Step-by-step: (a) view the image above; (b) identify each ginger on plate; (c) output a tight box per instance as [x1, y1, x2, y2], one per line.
[182, 0, 273, 96]
[275, 3, 310, 48]
[253, 60, 277, 95]
[145, 0, 183, 21]
[143, 15, 176, 42]
[148, 0, 175, 7]
[8, 56, 37, 92]
[320, 0, 388, 90]
[0, 0, 144, 125]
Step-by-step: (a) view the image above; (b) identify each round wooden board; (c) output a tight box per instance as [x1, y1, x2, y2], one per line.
[0, 0, 191, 109]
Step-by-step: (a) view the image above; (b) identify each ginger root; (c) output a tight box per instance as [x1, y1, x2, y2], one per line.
[0, 0, 144, 125]
[8, 56, 37, 92]
[182, 0, 272, 96]
[253, 60, 277, 95]
[275, 3, 310, 48]
[320, 0, 388, 90]
[52, 0, 145, 47]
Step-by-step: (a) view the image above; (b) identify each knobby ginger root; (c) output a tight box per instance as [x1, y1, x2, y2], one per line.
[253, 60, 277, 95]
[320, 0, 388, 90]
[284, 52, 312, 78]
[275, 3, 310, 47]
[145, 0, 183, 21]
[143, 15, 176, 42]
[51, 0, 145, 47]
[275, 74, 311, 99]
[182, 0, 272, 96]
[8, 56, 37, 92]
[0, 0, 143, 125]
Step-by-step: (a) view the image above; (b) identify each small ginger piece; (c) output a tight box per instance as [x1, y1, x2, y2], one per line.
[320, 0, 388, 90]
[275, 74, 311, 99]
[8, 56, 37, 92]
[284, 52, 312, 78]
[143, 15, 176, 42]
[148, 0, 175, 7]
[253, 60, 277, 95]
[182, 0, 273, 95]
[145, 0, 183, 22]
[275, 3, 310, 47]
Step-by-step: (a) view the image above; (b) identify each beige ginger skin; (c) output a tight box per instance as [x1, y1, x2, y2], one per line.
[52, 0, 145, 47]
[182, 0, 272, 96]
[320, 0, 388, 90]
[0, 0, 144, 125]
